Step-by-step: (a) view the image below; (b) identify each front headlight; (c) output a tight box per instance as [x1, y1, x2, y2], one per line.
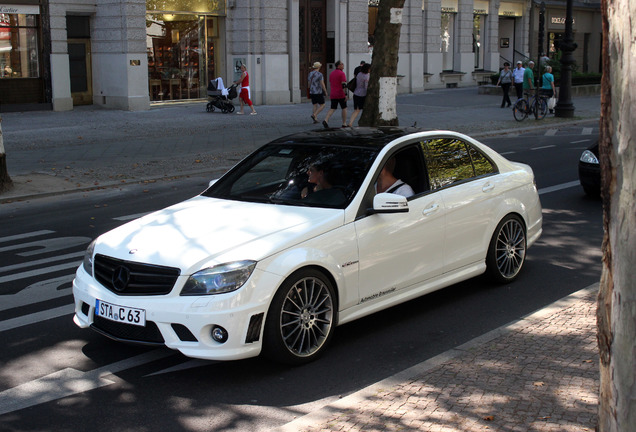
[180, 260, 257, 296]
[82, 240, 96, 276]
[580, 150, 599, 164]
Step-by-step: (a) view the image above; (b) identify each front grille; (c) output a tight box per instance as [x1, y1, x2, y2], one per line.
[92, 314, 165, 345]
[94, 254, 180, 295]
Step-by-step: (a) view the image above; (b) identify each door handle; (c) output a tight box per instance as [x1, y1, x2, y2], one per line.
[422, 204, 440, 216]
[482, 183, 495, 193]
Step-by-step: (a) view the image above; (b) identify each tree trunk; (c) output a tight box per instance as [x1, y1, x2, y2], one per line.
[597, 0, 636, 430]
[358, 0, 406, 127]
[0, 116, 13, 193]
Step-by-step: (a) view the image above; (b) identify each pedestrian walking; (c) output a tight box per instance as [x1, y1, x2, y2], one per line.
[496, 62, 513, 108]
[512, 61, 525, 99]
[308, 62, 327, 124]
[234, 64, 257, 115]
[348, 62, 370, 127]
[542, 65, 557, 113]
[323, 60, 348, 128]
[353, 60, 366, 77]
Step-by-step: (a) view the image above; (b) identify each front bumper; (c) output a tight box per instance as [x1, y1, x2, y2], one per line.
[578, 163, 600, 194]
[72, 266, 277, 361]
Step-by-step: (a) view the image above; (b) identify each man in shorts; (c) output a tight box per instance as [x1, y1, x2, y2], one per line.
[308, 62, 327, 123]
[323, 60, 348, 128]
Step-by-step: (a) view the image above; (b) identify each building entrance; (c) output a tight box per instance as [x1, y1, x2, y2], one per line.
[68, 39, 92, 105]
[299, 0, 326, 97]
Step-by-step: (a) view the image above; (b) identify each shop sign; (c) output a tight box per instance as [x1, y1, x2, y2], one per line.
[0, 4, 40, 14]
[549, 13, 576, 29]
[498, 1, 523, 17]
[441, 0, 458, 13]
[474, 0, 488, 15]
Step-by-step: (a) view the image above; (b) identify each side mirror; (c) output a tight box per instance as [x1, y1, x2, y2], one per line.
[369, 193, 409, 214]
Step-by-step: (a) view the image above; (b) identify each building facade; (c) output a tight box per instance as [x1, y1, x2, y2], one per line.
[0, 0, 601, 112]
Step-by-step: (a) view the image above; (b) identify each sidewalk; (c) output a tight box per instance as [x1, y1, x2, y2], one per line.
[276, 285, 599, 432]
[1, 87, 600, 203]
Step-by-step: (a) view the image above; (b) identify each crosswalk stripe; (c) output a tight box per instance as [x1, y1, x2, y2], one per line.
[0, 230, 55, 244]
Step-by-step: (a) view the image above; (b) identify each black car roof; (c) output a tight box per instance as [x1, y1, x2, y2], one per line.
[268, 126, 425, 149]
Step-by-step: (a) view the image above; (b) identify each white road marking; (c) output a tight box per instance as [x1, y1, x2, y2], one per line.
[572, 139, 591, 144]
[145, 359, 215, 377]
[545, 129, 558, 136]
[582, 127, 593, 135]
[0, 261, 81, 285]
[0, 350, 173, 416]
[0, 251, 84, 273]
[531, 145, 556, 151]
[0, 231, 55, 243]
[0, 237, 90, 257]
[538, 181, 580, 195]
[0, 304, 74, 333]
[0, 274, 76, 312]
[113, 212, 150, 221]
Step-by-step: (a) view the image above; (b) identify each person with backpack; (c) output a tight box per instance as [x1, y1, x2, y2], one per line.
[347, 62, 370, 127]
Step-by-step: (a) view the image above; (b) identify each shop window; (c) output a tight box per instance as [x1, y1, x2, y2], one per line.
[146, 14, 219, 101]
[473, 14, 485, 70]
[441, 13, 455, 71]
[0, 12, 40, 78]
[368, 1, 378, 52]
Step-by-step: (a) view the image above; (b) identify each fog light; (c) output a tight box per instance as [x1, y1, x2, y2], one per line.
[211, 326, 228, 343]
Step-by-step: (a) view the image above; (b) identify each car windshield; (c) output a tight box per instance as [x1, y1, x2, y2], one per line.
[203, 143, 379, 208]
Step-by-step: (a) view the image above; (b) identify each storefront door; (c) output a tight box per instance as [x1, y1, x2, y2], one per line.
[68, 39, 92, 105]
[299, 0, 326, 97]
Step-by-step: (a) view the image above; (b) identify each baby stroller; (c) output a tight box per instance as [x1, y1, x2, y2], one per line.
[206, 77, 237, 113]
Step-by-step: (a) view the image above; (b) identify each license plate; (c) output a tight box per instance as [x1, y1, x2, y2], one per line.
[95, 299, 146, 327]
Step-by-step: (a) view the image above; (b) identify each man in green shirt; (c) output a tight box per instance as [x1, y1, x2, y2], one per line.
[523, 61, 535, 92]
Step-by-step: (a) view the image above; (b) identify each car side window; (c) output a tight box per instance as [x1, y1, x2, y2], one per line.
[419, 138, 496, 189]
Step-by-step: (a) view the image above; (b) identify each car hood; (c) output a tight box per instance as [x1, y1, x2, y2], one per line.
[94, 196, 344, 273]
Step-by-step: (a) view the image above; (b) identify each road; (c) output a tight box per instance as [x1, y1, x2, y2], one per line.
[0, 126, 602, 431]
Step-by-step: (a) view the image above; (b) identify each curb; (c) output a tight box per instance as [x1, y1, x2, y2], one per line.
[273, 283, 599, 432]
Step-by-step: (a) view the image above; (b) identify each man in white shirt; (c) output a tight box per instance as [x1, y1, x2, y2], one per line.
[375, 157, 415, 198]
[512, 61, 525, 99]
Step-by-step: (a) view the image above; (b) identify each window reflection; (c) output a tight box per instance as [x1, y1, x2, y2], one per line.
[147, 14, 219, 101]
[420, 138, 495, 189]
[0, 13, 39, 78]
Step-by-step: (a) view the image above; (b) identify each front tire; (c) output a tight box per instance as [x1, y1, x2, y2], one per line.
[513, 99, 528, 121]
[263, 269, 336, 365]
[486, 215, 527, 283]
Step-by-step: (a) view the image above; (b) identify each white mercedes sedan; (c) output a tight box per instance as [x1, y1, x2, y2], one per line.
[73, 128, 542, 364]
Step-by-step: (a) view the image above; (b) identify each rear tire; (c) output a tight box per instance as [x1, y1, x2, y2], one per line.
[534, 98, 548, 120]
[262, 269, 336, 365]
[228, 104, 235, 113]
[486, 215, 527, 283]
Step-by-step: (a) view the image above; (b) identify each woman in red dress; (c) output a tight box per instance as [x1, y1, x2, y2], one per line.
[234, 64, 257, 115]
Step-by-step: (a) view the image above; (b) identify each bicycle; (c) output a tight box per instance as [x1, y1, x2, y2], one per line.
[513, 91, 548, 121]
